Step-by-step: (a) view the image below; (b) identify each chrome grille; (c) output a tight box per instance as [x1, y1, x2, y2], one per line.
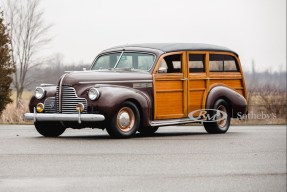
[44, 97, 56, 113]
[55, 86, 59, 112]
[61, 85, 87, 114]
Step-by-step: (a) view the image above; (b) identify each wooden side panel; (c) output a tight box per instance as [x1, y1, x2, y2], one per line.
[155, 91, 184, 119]
[209, 79, 243, 89]
[189, 80, 206, 89]
[188, 60, 207, 113]
[236, 89, 244, 96]
[189, 91, 204, 112]
[156, 80, 183, 91]
[154, 79, 185, 119]
[208, 58, 247, 99]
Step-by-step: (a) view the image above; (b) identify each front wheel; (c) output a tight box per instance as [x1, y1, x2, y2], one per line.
[106, 101, 140, 138]
[34, 121, 66, 137]
[203, 99, 231, 134]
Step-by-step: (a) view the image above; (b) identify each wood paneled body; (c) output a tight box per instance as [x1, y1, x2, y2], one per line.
[152, 51, 247, 121]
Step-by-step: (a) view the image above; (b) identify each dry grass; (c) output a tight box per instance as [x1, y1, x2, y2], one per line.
[232, 89, 286, 125]
[0, 91, 33, 124]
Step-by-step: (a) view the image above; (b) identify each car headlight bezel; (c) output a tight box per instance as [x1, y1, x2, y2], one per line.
[35, 87, 45, 100]
[88, 88, 100, 101]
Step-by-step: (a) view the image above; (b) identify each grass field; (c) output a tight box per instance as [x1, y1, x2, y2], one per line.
[0, 91, 33, 124]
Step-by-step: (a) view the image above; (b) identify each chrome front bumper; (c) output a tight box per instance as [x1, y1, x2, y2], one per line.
[24, 112, 105, 124]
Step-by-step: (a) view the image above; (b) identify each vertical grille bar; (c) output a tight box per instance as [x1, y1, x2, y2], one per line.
[55, 86, 59, 113]
[58, 73, 68, 113]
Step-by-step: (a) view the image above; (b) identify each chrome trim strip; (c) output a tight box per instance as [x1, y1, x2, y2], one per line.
[24, 113, 105, 122]
[58, 73, 68, 112]
[150, 118, 198, 127]
[40, 84, 56, 87]
[78, 80, 153, 84]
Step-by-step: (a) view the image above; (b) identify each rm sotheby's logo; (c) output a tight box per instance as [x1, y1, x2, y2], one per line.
[188, 109, 228, 122]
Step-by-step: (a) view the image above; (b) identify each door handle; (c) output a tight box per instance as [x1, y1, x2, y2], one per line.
[181, 78, 188, 81]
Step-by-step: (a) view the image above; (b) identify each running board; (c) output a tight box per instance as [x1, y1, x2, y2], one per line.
[150, 118, 201, 127]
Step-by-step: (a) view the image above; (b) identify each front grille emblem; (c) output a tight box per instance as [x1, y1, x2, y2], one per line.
[49, 101, 55, 108]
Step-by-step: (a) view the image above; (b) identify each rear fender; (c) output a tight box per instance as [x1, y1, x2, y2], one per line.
[206, 86, 247, 118]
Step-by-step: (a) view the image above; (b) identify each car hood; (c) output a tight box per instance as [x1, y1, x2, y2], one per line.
[62, 70, 152, 86]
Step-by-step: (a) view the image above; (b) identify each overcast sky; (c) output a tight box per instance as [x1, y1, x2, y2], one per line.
[40, 0, 286, 72]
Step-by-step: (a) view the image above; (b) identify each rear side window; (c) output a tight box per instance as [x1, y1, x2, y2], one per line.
[224, 55, 238, 71]
[158, 54, 182, 73]
[209, 54, 239, 72]
[189, 54, 205, 73]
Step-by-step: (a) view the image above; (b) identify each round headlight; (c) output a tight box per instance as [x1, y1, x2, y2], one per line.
[88, 88, 100, 100]
[35, 87, 45, 99]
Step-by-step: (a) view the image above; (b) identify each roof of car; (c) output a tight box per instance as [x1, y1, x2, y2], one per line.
[103, 43, 238, 56]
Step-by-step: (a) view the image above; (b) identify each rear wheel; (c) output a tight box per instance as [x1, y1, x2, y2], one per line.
[34, 121, 66, 137]
[107, 101, 140, 138]
[138, 126, 159, 136]
[203, 99, 230, 134]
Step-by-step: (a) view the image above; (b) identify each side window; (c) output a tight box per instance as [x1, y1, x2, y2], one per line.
[158, 54, 182, 73]
[209, 54, 224, 72]
[224, 55, 238, 72]
[209, 54, 239, 72]
[189, 54, 205, 73]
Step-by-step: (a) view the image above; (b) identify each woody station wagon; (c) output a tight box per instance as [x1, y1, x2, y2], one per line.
[24, 43, 248, 138]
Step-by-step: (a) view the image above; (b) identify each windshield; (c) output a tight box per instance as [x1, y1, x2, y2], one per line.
[91, 52, 155, 71]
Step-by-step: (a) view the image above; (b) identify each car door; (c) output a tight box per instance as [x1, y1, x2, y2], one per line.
[153, 52, 188, 120]
[187, 52, 208, 113]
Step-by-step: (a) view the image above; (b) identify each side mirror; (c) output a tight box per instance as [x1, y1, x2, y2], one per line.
[158, 67, 167, 73]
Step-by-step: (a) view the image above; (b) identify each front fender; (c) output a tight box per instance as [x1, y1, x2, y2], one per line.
[29, 85, 57, 112]
[206, 86, 247, 118]
[91, 85, 152, 126]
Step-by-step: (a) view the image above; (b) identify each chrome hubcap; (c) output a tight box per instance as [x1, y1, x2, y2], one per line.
[217, 105, 227, 129]
[116, 107, 135, 132]
[118, 112, 130, 127]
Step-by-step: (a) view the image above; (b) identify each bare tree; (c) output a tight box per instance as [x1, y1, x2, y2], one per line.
[3, 0, 51, 107]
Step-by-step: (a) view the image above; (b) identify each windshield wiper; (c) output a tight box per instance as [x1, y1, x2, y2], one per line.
[113, 51, 124, 69]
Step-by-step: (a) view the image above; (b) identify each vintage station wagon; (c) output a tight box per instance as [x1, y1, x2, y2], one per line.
[24, 43, 247, 138]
